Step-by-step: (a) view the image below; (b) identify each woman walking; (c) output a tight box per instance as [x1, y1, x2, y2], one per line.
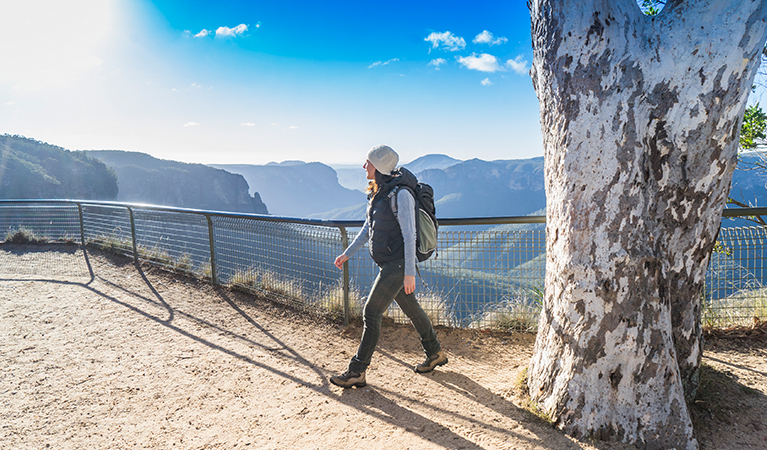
[330, 144, 447, 388]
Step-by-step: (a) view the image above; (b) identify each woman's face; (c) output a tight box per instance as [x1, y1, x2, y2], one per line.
[364, 160, 377, 180]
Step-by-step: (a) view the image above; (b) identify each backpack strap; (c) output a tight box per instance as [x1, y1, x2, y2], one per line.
[388, 186, 400, 218]
[388, 185, 415, 219]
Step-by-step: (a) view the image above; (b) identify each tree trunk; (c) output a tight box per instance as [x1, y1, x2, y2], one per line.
[527, 0, 767, 448]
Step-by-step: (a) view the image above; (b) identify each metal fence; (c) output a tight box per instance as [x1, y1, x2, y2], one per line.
[0, 199, 765, 329]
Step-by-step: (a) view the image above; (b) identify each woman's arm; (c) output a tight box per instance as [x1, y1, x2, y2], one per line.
[334, 220, 369, 270]
[395, 188, 417, 279]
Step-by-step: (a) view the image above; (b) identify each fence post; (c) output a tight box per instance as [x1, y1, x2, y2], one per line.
[339, 226, 350, 326]
[206, 214, 217, 285]
[128, 207, 138, 264]
[76, 203, 86, 246]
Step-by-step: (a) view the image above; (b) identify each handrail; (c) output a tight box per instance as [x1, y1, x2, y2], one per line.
[1, 198, 766, 325]
[0, 198, 547, 226]
[3, 198, 764, 225]
[722, 206, 767, 218]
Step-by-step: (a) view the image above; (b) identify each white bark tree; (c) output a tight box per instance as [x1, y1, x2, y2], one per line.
[527, 1, 767, 448]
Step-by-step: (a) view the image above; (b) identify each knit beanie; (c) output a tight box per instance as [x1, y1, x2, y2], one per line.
[366, 144, 399, 176]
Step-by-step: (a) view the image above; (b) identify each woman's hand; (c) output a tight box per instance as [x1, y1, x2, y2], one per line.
[404, 275, 416, 295]
[334, 254, 349, 270]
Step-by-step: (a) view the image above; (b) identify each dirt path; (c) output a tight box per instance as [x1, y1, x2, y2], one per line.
[1, 246, 766, 449]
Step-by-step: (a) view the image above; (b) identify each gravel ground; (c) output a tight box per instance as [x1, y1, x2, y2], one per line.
[1, 244, 765, 449]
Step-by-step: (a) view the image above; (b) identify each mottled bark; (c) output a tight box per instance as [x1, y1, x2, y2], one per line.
[527, 0, 767, 448]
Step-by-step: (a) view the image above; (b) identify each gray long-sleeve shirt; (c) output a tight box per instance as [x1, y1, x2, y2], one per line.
[342, 188, 417, 277]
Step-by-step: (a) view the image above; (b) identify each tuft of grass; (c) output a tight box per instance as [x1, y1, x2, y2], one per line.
[200, 259, 213, 280]
[513, 368, 554, 424]
[260, 269, 303, 298]
[174, 252, 194, 273]
[313, 280, 364, 318]
[226, 266, 304, 301]
[88, 232, 132, 255]
[470, 293, 541, 332]
[703, 287, 767, 328]
[417, 289, 457, 327]
[4, 227, 48, 245]
[139, 244, 173, 266]
[228, 267, 260, 288]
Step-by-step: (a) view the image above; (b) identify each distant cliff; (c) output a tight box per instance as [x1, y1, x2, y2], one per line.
[84, 150, 268, 214]
[0, 135, 118, 200]
[212, 161, 365, 217]
[334, 153, 463, 193]
[419, 157, 546, 218]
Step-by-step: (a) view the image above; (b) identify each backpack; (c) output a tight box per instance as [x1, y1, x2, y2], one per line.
[390, 182, 438, 262]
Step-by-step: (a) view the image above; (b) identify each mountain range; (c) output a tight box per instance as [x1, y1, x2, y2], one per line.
[215, 155, 547, 220]
[333, 154, 463, 193]
[83, 150, 268, 214]
[211, 162, 365, 217]
[3, 133, 765, 223]
[0, 135, 118, 200]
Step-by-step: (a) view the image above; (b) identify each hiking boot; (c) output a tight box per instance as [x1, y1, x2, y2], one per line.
[415, 350, 448, 373]
[329, 370, 366, 388]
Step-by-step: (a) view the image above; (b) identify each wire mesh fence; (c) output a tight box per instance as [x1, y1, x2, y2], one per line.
[1, 200, 766, 329]
[0, 203, 81, 243]
[212, 216, 346, 315]
[706, 226, 767, 327]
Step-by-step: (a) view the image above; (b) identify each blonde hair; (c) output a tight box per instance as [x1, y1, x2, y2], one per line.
[366, 170, 389, 195]
[366, 180, 379, 195]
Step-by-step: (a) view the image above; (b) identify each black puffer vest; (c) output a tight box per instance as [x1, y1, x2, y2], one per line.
[367, 168, 418, 266]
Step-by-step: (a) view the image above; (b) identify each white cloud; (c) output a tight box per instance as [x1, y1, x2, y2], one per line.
[3, 101, 16, 106]
[481, 78, 493, 86]
[191, 82, 201, 88]
[216, 24, 248, 37]
[368, 58, 399, 69]
[424, 31, 465, 52]
[473, 30, 508, 46]
[456, 53, 502, 73]
[194, 29, 211, 38]
[506, 55, 530, 75]
[171, 88, 178, 92]
[183, 122, 199, 127]
[241, 122, 256, 127]
[428, 58, 446, 70]
[288, 125, 299, 129]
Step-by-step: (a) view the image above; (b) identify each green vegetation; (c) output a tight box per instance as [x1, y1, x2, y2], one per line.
[703, 287, 767, 328]
[87, 233, 132, 255]
[740, 103, 767, 150]
[85, 150, 268, 214]
[313, 280, 364, 319]
[226, 266, 305, 303]
[417, 289, 457, 327]
[638, 0, 665, 16]
[514, 368, 554, 424]
[470, 285, 543, 332]
[0, 134, 118, 200]
[4, 227, 48, 245]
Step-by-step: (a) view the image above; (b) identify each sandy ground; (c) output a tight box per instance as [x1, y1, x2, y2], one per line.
[1, 245, 766, 450]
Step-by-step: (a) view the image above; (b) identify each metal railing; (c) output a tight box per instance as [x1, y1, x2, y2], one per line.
[0, 199, 765, 329]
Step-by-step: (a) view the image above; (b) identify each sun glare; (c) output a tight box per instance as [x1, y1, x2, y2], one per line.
[0, 0, 119, 91]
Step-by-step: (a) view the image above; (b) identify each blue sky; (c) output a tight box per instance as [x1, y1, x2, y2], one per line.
[0, 0, 540, 165]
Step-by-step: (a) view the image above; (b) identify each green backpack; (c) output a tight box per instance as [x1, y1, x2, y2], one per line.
[390, 182, 438, 262]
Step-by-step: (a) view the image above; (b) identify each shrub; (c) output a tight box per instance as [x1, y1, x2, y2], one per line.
[4, 227, 48, 245]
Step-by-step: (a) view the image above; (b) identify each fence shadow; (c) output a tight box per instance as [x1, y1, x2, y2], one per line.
[7, 245, 764, 449]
